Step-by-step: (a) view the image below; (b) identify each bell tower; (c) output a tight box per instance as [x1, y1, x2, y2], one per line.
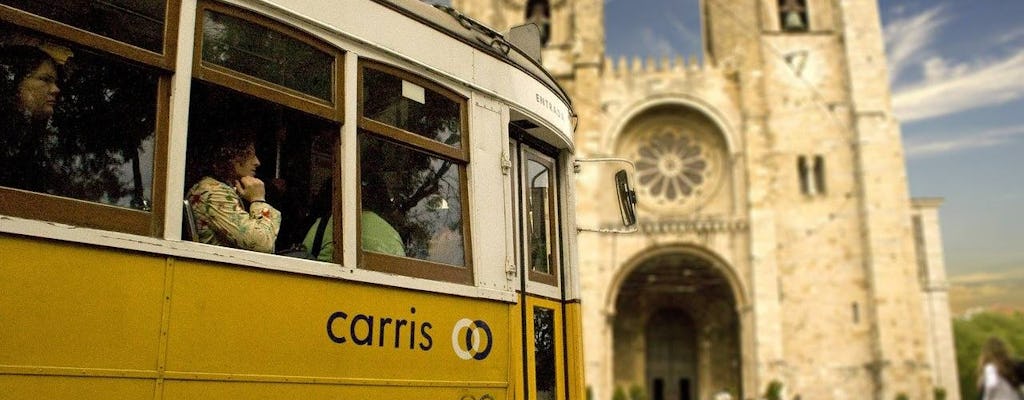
[449, 0, 959, 398]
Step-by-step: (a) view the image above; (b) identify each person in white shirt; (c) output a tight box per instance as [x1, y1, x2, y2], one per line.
[978, 337, 1023, 400]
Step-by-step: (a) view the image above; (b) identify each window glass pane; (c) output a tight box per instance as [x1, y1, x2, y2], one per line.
[527, 158, 552, 274]
[202, 10, 333, 102]
[362, 67, 461, 149]
[185, 82, 338, 255]
[360, 133, 465, 266]
[1, 0, 166, 52]
[533, 306, 556, 400]
[1, 26, 158, 210]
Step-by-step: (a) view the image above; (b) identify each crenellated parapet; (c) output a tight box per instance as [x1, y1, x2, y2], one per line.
[603, 54, 718, 77]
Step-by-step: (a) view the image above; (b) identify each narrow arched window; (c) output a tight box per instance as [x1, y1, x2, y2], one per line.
[813, 155, 826, 195]
[797, 155, 811, 195]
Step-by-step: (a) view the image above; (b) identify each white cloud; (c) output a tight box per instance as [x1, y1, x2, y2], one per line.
[667, 14, 700, 50]
[892, 50, 1024, 122]
[997, 26, 1024, 45]
[640, 28, 675, 57]
[905, 124, 1024, 158]
[883, 4, 947, 83]
[883, 5, 1024, 123]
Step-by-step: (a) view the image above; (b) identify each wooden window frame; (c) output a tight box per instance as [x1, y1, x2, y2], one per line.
[357, 60, 473, 285]
[522, 147, 559, 287]
[0, 4, 176, 236]
[193, 1, 344, 121]
[188, 1, 345, 259]
[0, 1, 180, 71]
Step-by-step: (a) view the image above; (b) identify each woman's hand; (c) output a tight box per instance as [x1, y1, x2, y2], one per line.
[235, 176, 267, 203]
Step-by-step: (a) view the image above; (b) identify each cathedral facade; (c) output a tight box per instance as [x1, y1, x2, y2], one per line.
[452, 0, 959, 399]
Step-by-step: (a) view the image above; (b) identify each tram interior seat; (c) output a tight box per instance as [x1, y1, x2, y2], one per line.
[183, 199, 199, 242]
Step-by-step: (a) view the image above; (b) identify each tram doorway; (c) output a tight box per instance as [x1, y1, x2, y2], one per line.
[612, 251, 741, 400]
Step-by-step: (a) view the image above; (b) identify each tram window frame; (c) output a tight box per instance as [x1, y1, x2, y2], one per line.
[0, 1, 180, 70]
[186, 1, 345, 258]
[193, 1, 343, 121]
[522, 146, 560, 287]
[0, 2, 178, 236]
[357, 60, 473, 285]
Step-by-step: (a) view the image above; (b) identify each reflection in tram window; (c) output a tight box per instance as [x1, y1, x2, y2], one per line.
[358, 61, 470, 282]
[359, 134, 465, 265]
[201, 9, 334, 102]
[361, 66, 462, 149]
[525, 149, 557, 285]
[0, 0, 168, 53]
[534, 306, 556, 400]
[1, 26, 159, 210]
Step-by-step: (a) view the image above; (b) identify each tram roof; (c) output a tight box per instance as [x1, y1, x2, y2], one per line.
[371, 0, 573, 110]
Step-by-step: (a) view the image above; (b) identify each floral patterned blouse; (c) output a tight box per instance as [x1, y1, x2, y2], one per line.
[187, 177, 282, 253]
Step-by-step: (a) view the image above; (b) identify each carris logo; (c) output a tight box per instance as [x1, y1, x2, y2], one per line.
[451, 318, 492, 360]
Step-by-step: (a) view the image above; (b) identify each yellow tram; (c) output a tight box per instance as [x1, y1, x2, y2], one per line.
[0, 0, 635, 398]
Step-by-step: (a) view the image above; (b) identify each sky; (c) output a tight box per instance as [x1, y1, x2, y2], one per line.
[602, 0, 1024, 277]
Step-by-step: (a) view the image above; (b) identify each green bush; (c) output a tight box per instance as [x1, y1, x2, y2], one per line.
[763, 380, 784, 400]
[629, 384, 645, 400]
[934, 387, 947, 400]
[612, 386, 627, 400]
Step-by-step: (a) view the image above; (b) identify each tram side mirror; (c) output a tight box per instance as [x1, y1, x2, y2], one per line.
[575, 158, 638, 233]
[615, 169, 637, 226]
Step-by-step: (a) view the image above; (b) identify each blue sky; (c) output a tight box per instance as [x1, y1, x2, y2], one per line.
[603, 0, 1024, 277]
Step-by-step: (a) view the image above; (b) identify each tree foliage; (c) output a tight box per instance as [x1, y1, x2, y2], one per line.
[953, 311, 1024, 400]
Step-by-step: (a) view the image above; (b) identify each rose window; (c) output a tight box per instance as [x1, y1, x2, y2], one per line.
[636, 131, 708, 201]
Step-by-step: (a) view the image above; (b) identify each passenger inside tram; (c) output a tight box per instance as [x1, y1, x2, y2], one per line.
[1, 26, 161, 211]
[185, 127, 282, 253]
[184, 83, 338, 254]
[0, 44, 61, 192]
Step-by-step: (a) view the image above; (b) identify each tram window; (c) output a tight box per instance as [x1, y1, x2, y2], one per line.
[358, 61, 471, 284]
[0, 0, 168, 53]
[525, 149, 558, 285]
[361, 67, 462, 150]
[199, 8, 333, 103]
[533, 306, 557, 400]
[186, 2, 343, 256]
[0, 23, 167, 235]
[184, 82, 338, 255]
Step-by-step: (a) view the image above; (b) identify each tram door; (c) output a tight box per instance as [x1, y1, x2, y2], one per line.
[510, 125, 567, 400]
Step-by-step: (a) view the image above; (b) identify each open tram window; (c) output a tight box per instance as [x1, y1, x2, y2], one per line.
[0, 11, 173, 236]
[184, 83, 338, 254]
[185, 1, 343, 257]
[358, 61, 471, 284]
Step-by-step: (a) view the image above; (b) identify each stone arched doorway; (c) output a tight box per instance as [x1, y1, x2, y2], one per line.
[613, 251, 741, 400]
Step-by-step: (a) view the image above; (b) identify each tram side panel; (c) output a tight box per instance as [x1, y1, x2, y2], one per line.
[0, 234, 516, 399]
[0, 235, 166, 399]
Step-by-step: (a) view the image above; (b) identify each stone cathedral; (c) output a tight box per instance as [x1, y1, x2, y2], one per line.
[452, 0, 959, 399]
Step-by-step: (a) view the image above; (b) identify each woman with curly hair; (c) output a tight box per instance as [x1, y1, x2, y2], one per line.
[186, 127, 281, 253]
[977, 336, 1023, 400]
